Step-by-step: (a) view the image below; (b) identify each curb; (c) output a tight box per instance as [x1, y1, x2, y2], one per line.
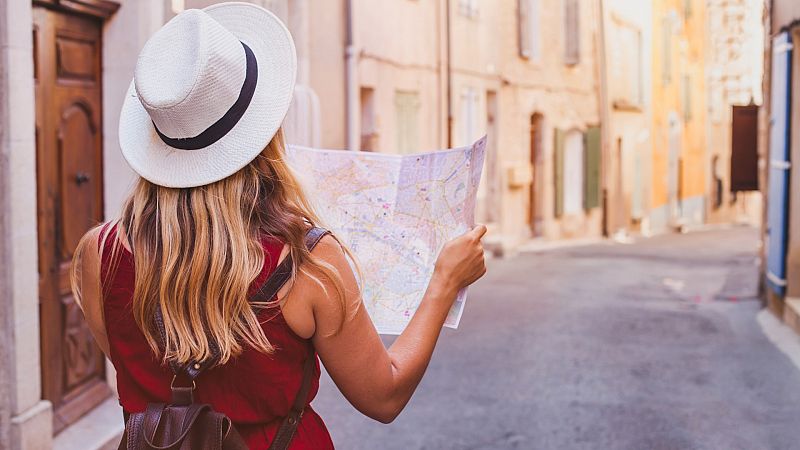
[757, 309, 800, 374]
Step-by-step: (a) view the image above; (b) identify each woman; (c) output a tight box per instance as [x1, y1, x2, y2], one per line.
[71, 3, 486, 449]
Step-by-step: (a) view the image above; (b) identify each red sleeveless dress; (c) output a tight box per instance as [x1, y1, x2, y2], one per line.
[100, 225, 334, 449]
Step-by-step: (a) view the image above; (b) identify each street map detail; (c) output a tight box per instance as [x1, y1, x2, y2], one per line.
[286, 137, 486, 334]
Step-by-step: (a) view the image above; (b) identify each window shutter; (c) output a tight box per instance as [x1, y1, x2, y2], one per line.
[554, 128, 565, 217]
[519, 0, 531, 59]
[682, 74, 692, 122]
[584, 126, 601, 209]
[730, 105, 759, 191]
[662, 16, 671, 83]
[395, 91, 419, 154]
[564, 0, 580, 65]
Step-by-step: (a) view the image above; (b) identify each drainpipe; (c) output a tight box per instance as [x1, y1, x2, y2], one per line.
[345, 0, 359, 150]
[445, 0, 453, 148]
[597, 0, 612, 237]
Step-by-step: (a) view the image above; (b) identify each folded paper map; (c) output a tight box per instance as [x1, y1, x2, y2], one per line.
[286, 136, 486, 334]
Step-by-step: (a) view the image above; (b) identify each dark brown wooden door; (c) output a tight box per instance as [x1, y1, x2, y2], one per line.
[33, 6, 108, 432]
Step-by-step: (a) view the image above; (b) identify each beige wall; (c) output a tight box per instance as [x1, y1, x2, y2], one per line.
[308, 0, 346, 148]
[490, 0, 602, 243]
[103, 0, 165, 218]
[773, 0, 800, 31]
[302, 0, 603, 249]
[603, 0, 653, 235]
[704, 0, 763, 226]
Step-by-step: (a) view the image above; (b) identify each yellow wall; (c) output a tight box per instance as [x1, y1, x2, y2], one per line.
[650, 0, 707, 228]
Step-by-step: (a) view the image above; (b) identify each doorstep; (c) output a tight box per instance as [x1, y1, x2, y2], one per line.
[53, 396, 123, 450]
[784, 297, 800, 336]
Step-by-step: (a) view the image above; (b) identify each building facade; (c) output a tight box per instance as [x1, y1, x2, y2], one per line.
[0, 0, 768, 448]
[645, 0, 761, 236]
[761, 0, 800, 334]
[1, 1, 603, 447]
[600, 0, 653, 237]
[649, 0, 710, 233]
[704, 0, 763, 226]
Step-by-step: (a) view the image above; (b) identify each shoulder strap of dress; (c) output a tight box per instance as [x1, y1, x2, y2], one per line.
[250, 227, 330, 303]
[156, 227, 331, 381]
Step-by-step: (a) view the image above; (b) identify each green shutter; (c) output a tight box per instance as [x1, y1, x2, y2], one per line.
[554, 128, 564, 217]
[584, 126, 601, 209]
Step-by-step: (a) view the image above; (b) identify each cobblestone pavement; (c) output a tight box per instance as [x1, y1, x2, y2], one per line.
[312, 226, 800, 450]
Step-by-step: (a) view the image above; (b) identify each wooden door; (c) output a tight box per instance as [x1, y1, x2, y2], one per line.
[33, 6, 108, 432]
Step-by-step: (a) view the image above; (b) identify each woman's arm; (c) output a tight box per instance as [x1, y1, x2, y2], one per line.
[291, 225, 487, 423]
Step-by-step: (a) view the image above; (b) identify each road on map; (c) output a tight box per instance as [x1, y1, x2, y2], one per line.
[312, 227, 800, 449]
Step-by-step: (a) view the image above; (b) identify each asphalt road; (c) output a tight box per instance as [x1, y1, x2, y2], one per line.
[312, 227, 800, 450]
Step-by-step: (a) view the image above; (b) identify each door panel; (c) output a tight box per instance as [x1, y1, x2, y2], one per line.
[33, 7, 108, 432]
[766, 32, 793, 296]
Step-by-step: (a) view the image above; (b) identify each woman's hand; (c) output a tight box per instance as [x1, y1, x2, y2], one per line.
[431, 224, 488, 297]
[302, 227, 489, 424]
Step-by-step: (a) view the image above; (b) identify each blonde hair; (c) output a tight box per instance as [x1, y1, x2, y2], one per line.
[71, 129, 350, 365]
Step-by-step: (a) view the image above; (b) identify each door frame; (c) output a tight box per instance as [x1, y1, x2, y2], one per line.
[32, 0, 119, 433]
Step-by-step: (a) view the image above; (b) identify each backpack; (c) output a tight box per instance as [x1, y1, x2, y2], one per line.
[119, 227, 330, 450]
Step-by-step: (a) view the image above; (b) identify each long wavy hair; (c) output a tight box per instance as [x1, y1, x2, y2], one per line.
[71, 129, 349, 365]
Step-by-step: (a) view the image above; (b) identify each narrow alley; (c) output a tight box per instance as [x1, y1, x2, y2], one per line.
[314, 227, 800, 449]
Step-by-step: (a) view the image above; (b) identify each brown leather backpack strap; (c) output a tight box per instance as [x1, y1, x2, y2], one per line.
[267, 345, 317, 450]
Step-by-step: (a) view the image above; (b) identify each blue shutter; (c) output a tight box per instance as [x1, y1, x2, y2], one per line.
[766, 32, 793, 295]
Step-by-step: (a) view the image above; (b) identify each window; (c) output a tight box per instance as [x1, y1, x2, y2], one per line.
[458, 0, 479, 18]
[562, 130, 584, 214]
[611, 21, 643, 109]
[661, 15, 672, 83]
[708, 69, 723, 123]
[564, 0, 580, 65]
[518, 0, 541, 62]
[395, 91, 420, 154]
[460, 87, 480, 145]
[360, 87, 377, 151]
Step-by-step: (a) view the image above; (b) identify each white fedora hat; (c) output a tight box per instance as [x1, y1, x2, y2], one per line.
[119, 2, 296, 188]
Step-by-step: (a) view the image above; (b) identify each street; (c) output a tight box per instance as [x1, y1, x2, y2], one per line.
[312, 227, 800, 450]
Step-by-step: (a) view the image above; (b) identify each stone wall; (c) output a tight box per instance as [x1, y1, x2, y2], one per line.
[0, 0, 53, 447]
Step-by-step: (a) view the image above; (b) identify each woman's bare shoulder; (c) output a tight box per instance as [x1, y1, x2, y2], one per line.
[73, 223, 111, 355]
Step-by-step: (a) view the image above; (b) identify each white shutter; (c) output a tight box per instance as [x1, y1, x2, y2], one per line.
[461, 88, 480, 145]
[519, 0, 531, 58]
[529, 0, 541, 62]
[395, 91, 420, 154]
[563, 130, 584, 214]
[564, 0, 580, 65]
